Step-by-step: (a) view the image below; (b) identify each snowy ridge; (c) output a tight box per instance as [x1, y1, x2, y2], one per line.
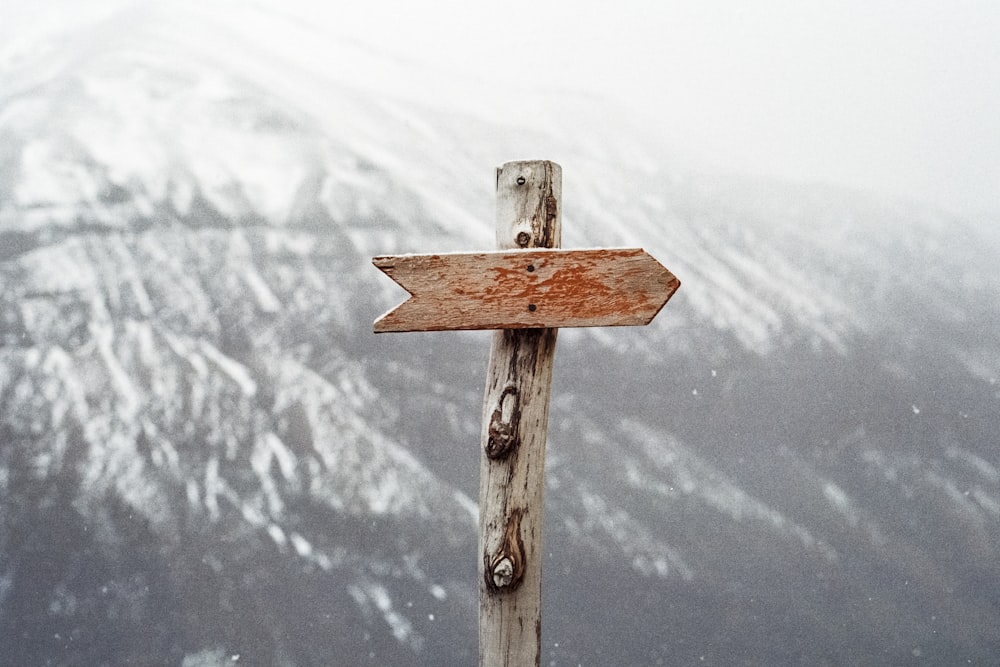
[3, 222, 472, 528]
[620, 420, 838, 563]
[6, 0, 990, 356]
[2, 1, 999, 663]
[0, 193, 477, 660]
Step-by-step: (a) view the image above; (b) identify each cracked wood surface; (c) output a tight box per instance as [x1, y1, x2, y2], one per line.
[372, 247, 679, 332]
[478, 160, 560, 667]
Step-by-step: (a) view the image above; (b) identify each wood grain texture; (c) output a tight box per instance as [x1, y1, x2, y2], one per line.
[479, 160, 560, 667]
[372, 248, 680, 332]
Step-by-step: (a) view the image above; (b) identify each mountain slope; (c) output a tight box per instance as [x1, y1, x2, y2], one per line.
[1, 2, 999, 664]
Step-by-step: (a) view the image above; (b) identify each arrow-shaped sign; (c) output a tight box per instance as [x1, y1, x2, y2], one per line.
[372, 247, 680, 333]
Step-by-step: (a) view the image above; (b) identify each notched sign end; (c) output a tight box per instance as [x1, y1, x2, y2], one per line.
[372, 255, 415, 334]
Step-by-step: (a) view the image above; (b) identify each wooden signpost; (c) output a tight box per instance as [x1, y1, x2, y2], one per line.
[373, 248, 676, 332]
[373, 160, 680, 666]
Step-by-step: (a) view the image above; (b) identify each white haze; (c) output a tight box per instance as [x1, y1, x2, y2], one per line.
[4, 0, 999, 219]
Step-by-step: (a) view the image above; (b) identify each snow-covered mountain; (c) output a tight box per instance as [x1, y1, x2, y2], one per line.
[2, 2, 999, 664]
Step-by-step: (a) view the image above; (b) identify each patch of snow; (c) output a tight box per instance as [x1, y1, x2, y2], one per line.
[161, 331, 209, 379]
[186, 479, 200, 508]
[452, 490, 478, 521]
[347, 581, 423, 651]
[822, 482, 858, 527]
[239, 502, 265, 527]
[623, 419, 837, 561]
[266, 523, 287, 548]
[971, 489, 1000, 517]
[263, 229, 315, 256]
[250, 431, 297, 516]
[289, 532, 312, 557]
[197, 340, 257, 397]
[575, 487, 695, 581]
[204, 456, 221, 520]
[944, 446, 1000, 485]
[90, 320, 139, 416]
[924, 471, 989, 528]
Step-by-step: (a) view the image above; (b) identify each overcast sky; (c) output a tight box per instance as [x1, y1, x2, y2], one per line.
[326, 0, 1000, 219]
[5, 0, 999, 218]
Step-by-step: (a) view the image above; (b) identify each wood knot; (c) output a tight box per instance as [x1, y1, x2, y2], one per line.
[491, 557, 515, 588]
[484, 509, 525, 593]
[486, 385, 519, 459]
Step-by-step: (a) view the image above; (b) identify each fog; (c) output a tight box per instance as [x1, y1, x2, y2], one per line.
[6, 0, 998, 218]
[3, 1, 1000, 663]
[328, 0, 1000, 219]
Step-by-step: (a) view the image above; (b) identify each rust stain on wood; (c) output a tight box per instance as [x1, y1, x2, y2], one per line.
[372, 247, 680, 333]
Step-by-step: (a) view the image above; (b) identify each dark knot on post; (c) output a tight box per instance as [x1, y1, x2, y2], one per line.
[484, 509, 526, 593]
[486, 385, 520, 459]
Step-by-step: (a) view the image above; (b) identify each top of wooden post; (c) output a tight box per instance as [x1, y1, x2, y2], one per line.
[370, 160, 680, 333]
[496, 160, 562, 250]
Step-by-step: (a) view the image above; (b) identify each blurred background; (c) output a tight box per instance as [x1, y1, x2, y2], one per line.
[1, 1, 998, 664]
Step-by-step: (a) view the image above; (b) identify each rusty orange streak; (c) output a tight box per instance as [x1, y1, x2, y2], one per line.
[372, 248, 680, 332]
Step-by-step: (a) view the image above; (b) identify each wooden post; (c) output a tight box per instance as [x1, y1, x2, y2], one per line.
[478, 160, 561, 666]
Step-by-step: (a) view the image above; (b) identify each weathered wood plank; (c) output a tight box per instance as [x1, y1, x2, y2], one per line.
[372, 247, 679, 332]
